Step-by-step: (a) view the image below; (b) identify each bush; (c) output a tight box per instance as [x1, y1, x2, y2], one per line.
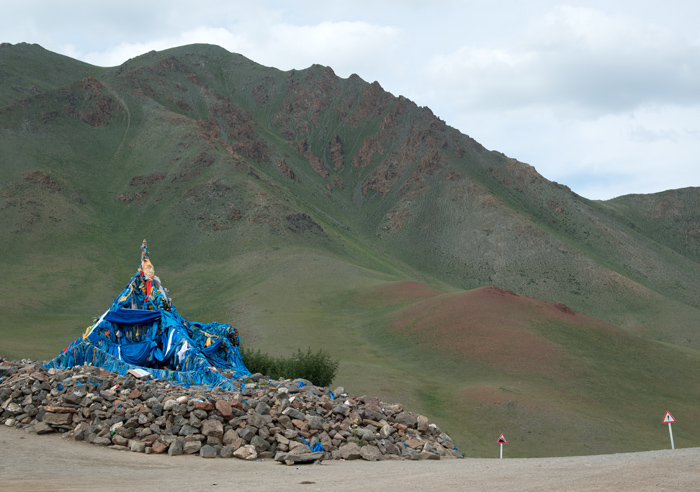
[242, 347, 339, 388]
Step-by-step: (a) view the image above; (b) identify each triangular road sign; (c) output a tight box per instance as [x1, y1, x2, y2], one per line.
[663, 411, 676, 424]
[497, 433, 507, 444]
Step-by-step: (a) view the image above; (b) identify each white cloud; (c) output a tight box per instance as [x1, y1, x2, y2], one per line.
[421, 5, 700, 116]
[72, 20, 401, 83]
[448, 104, 700, 200]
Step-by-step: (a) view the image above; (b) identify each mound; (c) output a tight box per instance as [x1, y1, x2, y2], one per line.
[388, 286, 620, 377]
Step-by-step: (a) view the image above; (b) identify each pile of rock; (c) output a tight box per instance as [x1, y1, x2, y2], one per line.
[0, 359, 462, 463]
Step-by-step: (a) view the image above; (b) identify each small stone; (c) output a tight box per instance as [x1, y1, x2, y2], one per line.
[394, 412, 417, 428]
[215, 400, 233, 420]
[130, 441, 146, 453]
[250, 435, 270, 453]
[201, 419, 223, 439]
[275, 451, 324, 465]
[33, 421, 55, 434]
[339, 442, 362, 460]
[184, 441, 202, 455]
[360, 445, 382, 461]
[178, 424, 198, 436]
[193, 400, 214, 411]
[380, 424, 395, 439]
[151, 440, 169, 454]
[233, 444, 257, 460]
[222, 428, 238, 446]
[42, 412, 73, 426]
[200, 445, 217, 458]
[419, 450, 440, 460]
[405, 437, 423, 449]
[168, 439, 184, 456]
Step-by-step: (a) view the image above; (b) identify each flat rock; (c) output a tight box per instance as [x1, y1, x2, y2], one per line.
[275, 451, 324, 465]
[233, 444, 257, 461]
[339, 442, 362, 460]
[360, 445, 382, 461]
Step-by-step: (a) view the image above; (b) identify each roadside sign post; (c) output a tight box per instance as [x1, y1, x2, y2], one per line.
[663, 411, 676, 450]
[497, 434, 507, 459]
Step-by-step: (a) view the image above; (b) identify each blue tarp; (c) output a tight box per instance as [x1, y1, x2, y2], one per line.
[44, 243, 250, 387]
[105, 308, 161, 325]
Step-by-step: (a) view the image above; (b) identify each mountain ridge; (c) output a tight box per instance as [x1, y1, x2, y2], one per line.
[2, 42, 699, 456]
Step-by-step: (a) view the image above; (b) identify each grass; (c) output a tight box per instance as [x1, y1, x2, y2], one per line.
[2, 42, 700, 458]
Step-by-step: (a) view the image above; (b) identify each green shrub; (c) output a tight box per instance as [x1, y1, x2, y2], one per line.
[242, 347, 339, 388]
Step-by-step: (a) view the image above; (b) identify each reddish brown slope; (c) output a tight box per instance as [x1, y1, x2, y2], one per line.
[386, 285, 622, 378]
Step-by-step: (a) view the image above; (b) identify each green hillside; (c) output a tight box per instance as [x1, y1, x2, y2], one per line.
[1, 42, 699, 457]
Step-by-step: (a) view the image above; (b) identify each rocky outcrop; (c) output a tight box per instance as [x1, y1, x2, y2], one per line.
[0, 359, 462, 464]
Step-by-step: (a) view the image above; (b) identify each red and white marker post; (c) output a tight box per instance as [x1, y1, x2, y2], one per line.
[497, 433, 507, 459]
[663, 411, 676, 449]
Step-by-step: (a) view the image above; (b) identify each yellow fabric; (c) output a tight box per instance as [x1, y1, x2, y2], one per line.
[118, 284, 135, 302]
[141, 258, 155, 280]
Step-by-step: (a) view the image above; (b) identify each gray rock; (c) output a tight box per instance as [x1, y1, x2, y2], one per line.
[237, 427, 256, 442]
[222, 428, 238, 446]
[393, 412, 417, 428]
[250, 435, 270, 453]
[33, 421, 54, 434]
[163, 399, 177, 412]
[248, 413, 266, 429]
[220, 445, 234, 458]
[93, 436, 112, 446]
[275, 451, 324, 465]
[201, 419, 223, 439]
[354, 427, 374, 441]
[130, 441, 146, 453]
[168, 439, 184, 456]
[419, 450, 440, 460]
[379, 424, 395, 439]
[360, 445, 382, 461]
[339, 442, 362, 460]
[42, 412, 73, 426]
[200, 445, 217, 458]
[332, 405, 349, 416]
[254, 401, 270, 415]
[284, 408, 306, 421]
[307, 416, 324, 430]
[178, 424, 198, 436]
[183, 441, 202, 455]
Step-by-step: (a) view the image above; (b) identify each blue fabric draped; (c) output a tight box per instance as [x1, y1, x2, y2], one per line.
[105, 308, 161, 325]
[45, 262, 250, 386]
[118, 340, 156, 365]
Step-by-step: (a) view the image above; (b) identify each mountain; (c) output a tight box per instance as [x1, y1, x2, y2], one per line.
[1, 42, 699, 457]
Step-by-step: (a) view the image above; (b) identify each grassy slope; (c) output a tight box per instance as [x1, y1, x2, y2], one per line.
[2, 43, 700, 457]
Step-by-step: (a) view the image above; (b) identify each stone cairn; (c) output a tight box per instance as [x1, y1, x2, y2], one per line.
[0, 358, 463, 463]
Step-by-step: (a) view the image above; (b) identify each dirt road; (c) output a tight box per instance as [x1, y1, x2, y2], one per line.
[1, 426, 698, 491]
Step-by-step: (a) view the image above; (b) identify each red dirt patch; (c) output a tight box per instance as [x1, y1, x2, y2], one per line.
[389, 287, 580, 377]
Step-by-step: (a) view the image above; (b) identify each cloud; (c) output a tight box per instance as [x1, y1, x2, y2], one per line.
[421, 5, 700, 116]
[446, 103, 700, 200]
[70, 19, 401, 84]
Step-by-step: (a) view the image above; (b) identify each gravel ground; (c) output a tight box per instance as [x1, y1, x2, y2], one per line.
[2, 425, 699, 491]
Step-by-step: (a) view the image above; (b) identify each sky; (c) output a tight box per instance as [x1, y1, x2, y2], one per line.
[4, 0, 700, 200]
